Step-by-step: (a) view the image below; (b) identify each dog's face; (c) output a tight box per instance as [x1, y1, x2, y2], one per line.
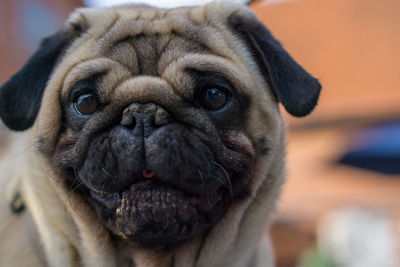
[0, 3, 320, 249]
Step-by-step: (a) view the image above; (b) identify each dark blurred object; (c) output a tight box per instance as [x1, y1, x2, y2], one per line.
[339, 121, 400, 174]
[0, 0, 82, 85]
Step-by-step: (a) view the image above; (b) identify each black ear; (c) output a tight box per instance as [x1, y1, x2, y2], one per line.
[0, 24, 83, 131]
[228, 13, 321, 117]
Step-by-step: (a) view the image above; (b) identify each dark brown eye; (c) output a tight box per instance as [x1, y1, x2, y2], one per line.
[199, 88, 229, 110]
[74, 93, 97, 115]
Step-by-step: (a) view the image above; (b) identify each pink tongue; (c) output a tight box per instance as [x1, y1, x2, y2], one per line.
[143, 169, 155, 178]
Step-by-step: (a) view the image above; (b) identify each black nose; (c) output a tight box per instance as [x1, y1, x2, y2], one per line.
[120, 103, 170, 137]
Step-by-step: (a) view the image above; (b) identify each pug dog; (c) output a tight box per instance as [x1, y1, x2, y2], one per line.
[0, 2, 320, 267]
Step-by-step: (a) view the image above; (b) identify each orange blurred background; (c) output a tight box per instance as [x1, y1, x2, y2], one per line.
[251, 0, 400, 124]
[249, 0, 400, 266]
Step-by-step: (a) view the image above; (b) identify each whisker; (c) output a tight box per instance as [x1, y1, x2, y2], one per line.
[210, 174, 228, 189]
[71, 180, 82, 192]
[211, 174, 233, 201]
[210, 161, 233, 200]
[73, 164, 111, 195]
[12, 142, 36, 158]
[100, 181, 107, 195]
[102, 167, 115, 179]
[102, 167, 119, 192]
[72, 165, 84, 192]
[247, 194, 278, 215]
[197, 168, 205, 188]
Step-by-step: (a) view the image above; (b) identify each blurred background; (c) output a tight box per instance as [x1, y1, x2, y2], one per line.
[1, 0, 399, 266]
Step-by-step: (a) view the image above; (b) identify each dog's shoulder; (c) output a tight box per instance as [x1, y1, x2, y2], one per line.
[0, 204, 43, 266]
[0, 130, 44, 266]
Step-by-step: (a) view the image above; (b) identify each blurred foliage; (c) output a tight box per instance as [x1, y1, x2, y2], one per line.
[299, 247, 336, 267]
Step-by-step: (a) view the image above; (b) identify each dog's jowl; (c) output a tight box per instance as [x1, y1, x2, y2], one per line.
[0, 2, 320, 267]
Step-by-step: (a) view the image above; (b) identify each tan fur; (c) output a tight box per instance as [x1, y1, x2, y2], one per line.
[0, 2, 293, 266]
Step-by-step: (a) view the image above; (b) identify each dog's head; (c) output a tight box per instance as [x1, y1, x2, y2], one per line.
[0, 3, 320, 249]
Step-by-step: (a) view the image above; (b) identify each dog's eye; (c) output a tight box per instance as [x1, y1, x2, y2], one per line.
[73, 93, 97, 115]
[199, 88, 229, 110]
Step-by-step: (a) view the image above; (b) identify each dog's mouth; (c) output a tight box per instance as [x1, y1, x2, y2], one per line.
[56, 125, 252, 248]
[82, 169, 229, 248]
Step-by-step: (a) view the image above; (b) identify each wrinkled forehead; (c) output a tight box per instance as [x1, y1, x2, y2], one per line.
[88, 5, 214, 75]
[59, 5, 258, 98]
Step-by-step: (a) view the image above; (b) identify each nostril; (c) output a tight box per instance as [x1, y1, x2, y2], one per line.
[154, 109, 170, 126]
[121, 103, 171, 133]
[120, 114, 136, 129]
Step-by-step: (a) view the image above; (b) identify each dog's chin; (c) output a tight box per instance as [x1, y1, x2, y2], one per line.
[82, 177, 231, 248]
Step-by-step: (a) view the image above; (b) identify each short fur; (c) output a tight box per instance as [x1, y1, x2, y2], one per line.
[0, 2, 320, 267]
